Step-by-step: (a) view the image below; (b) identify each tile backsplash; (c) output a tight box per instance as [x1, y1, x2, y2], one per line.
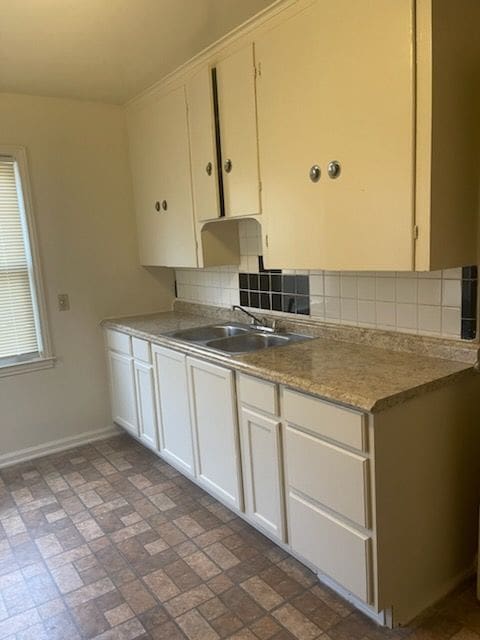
[176, 220, 478, 340]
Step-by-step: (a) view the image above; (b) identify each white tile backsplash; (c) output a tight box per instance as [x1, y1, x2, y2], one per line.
[176, 219, 466, 340]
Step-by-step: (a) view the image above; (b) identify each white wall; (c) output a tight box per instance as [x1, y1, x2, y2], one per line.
[0, 93, 175, 459]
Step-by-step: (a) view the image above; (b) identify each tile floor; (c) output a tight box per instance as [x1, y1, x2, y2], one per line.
[0, 434, 479, 640]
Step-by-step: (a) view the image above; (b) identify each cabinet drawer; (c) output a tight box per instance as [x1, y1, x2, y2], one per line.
[283, 389, 366, 451]
[106, 329, 132, 356]
[286, 426, 369, 527]
[132, 337, 151, 363]
[288, 491, 372, 604]
[238, 374, 278, 415]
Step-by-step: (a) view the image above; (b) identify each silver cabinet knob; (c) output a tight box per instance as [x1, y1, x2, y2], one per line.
[155, 201, 161, 212]
[205, 161, 213, 176]
[224, 159, 232, 173]
[327, 161, 341, 179]
[309, 165, 321, 183]
[161, 200, 168, 211]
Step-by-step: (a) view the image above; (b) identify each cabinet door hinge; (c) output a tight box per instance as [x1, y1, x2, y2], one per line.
[413, 224, 419, 240]
[265, 234, 269, 248]
[254, 62, 262, 79]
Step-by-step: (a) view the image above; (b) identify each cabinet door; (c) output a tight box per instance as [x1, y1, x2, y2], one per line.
[187, 66, 221, 222]
[255, 0, 414, 270]
[107, 351, 138, 437]
[239, 407, 285, 541]
[216, 43, 260, 218]
[127, 85, 198, 267]
[152, 346, 195, 476]
[134, 360, 158, 451]
[187, 357, 242, 509]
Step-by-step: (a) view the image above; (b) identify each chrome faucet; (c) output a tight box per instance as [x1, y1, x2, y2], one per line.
[232, 305, 276, 331]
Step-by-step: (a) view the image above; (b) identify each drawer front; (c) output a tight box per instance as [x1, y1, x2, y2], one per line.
[106, 329, 132, 356]
[238, 374, 278, 415]
[286, 426, 369, 527]
[289, 491, 372, 603]
[283, 388, 366, 451]
[132, 337, 151, 363]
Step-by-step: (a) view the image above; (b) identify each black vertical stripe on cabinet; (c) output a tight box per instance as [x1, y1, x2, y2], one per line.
[461, 267, 477, 339]
[211, 68, 225, 217]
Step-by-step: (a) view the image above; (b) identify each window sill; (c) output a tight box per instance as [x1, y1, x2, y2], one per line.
[0, 356, 56, 378]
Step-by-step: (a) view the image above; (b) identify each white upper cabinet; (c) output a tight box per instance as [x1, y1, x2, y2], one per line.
[187, 66, 222, 223]
[255, 0, 414, 271]
[216, 43, 261, 218]
[127, 85, 198, 268]
[255, 0, 479, 271]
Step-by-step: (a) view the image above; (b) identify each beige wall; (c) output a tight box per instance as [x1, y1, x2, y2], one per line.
[0, 93, 175, 459]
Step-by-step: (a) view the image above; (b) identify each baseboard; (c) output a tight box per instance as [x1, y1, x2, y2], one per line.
[0, 425, 120, 469]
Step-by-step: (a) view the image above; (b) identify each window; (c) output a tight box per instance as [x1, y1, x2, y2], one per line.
[0, 146, 53, 375]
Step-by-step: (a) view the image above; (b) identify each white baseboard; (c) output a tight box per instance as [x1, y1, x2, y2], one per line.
[0, 425, 120, 469]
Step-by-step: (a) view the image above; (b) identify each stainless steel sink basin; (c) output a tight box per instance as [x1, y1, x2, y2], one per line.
[206, 333, 290, 353]
[165, 322, 312, 355]
[169, 325, 249, 342]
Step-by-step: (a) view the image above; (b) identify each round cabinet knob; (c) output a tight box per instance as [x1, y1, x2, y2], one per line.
[155, 201, 161, 212]
[224, 159, 233, 173]
[309, 165, 321, 183]
[327, 160, 342, 179]
[205, 162, 213, 176]
[162, 200, 168, 211]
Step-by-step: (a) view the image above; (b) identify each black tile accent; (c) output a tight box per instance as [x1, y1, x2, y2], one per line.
[282, 295, 296, 313]
[271, 274, 282, 293]
[258, 256, 266, 272]
[295, 295, 310, 315]
[239, 273, 249, 290]
[295, 275, 310, 296]
[260, 293, 271, 310]
[461, 319, 476, 340]
[248, 274, 259, 291]
[271, 294, 282, 311]
[250, 291, 260, 308]
[283, 275, 296, 294]
[259, 274, 270, 292]
[461, 266, 477, 339]
[239, 290, 249, 307]
[462, 266, 478, 280]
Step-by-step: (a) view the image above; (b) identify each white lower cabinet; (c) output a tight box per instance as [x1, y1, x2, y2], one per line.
[239, 407, 285, 541]
[237, 373, 285, 542]
[152, 346, 195, 476]
[107, 341, 138, 438]
[134, 359, 158, 450]
[187, 357, 242, 510]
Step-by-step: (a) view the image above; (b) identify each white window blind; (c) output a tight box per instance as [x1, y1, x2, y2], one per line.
[0, 156, 41, 361]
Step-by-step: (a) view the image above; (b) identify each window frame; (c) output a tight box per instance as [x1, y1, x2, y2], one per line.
[0, 145, 54, 377]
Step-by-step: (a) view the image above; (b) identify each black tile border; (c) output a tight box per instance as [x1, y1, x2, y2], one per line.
[461, 267, 477, 339]
[238, 258, 310, 316]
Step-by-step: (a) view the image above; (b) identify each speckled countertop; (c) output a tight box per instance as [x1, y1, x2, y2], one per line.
[102, 309, 478, 413]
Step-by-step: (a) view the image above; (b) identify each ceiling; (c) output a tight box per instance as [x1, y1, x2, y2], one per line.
[0, 0, 275, 104]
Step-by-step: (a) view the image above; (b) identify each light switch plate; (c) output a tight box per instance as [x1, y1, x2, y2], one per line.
[58, 294, 70, 311]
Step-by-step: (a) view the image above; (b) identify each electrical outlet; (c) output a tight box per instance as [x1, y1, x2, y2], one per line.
[58, 294, 70, 311]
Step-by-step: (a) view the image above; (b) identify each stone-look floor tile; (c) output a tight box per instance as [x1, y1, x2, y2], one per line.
[105, 602, 135, 627]
[273, 604, 322, 640]
[143, 568, 181, 602]
[165, 584, 215, 617]
[119, 580, 157, 614]
[0, 435, 479, 640]
[176, 608, 220, 640]
[240, 576, 284, 611]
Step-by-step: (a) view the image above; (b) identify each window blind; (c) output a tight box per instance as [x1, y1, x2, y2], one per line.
[0, 157, 40, 360]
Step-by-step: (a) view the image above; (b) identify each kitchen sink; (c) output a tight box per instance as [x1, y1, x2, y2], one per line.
[165, 322, 312, 355]
[169, 324, 248, 342]
[206, 333, 290, 353]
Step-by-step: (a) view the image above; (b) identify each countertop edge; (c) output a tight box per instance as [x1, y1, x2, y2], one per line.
[101, 318, 474, 414]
